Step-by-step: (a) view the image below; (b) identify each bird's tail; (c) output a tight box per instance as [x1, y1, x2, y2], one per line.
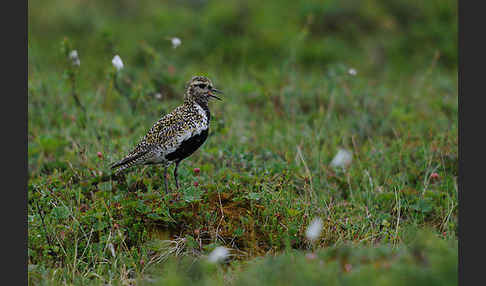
[82, 152, 150, 186]
[110, 150, 150, 173]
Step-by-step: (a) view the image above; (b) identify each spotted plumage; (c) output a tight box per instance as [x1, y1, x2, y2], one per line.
[111, 76, 222, 193]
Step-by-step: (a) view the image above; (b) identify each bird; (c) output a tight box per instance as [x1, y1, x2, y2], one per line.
[110, 76, 222, 194]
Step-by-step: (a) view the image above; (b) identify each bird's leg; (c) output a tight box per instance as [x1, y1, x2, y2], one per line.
[174, 161, 180, 190]
[164, 166, 169, 194]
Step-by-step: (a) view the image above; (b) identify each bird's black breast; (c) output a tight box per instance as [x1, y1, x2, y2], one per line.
[165, 129, 209, 162]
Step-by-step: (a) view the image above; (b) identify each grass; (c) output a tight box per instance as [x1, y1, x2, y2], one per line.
[28, 0, 457, 285]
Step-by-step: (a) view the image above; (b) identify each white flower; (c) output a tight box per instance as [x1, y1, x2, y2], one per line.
[69, 50, 80, 66]
[112, 55, 124, 71]
[208, 246, 229, 263]
[305, 217, 323, 242]
[348, 68, 357, 76]
[330, 149, 353, 168]
[171, 37, 181, 49]
[154, 92, 162, 99]
[107, 243, 116, 258]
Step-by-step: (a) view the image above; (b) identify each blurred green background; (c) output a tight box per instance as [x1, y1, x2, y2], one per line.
[29, 0, 457, 76]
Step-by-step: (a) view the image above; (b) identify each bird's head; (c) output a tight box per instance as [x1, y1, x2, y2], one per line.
[184, 76, 222, 105]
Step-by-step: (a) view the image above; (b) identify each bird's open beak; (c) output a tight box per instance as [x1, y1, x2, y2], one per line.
[209, 88, 223, 100]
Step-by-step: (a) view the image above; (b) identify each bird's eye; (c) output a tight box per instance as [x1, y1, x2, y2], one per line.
[197, 84, 207, 89]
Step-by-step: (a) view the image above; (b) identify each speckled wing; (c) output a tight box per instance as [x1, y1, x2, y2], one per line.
[152, 104, 209, 160]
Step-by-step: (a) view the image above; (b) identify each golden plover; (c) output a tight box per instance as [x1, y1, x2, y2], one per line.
[111, 76, 222, 193]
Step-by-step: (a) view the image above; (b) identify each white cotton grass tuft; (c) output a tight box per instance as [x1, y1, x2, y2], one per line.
[208, 246, 229, 263]
[107, 243, 116, 258]
[348, 68, 357, 76]
[112, 55, 124, 71]
[306, 217, 323, 242]
[171, 37, 181, 49]
[69, 50, 80, 66]
[330, 149, 353, 168]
